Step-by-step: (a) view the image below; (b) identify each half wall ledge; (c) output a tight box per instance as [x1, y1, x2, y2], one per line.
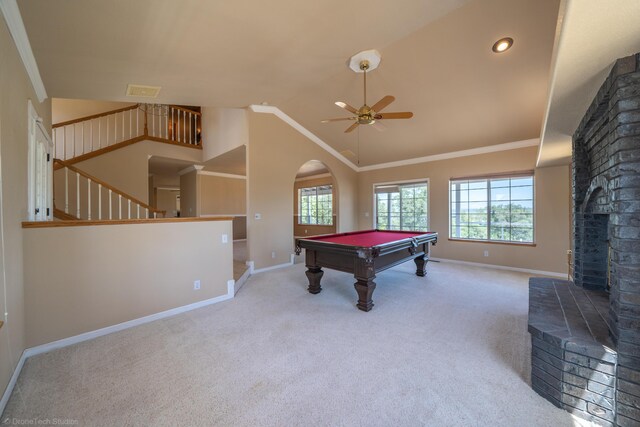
[22, 216, 234, 228]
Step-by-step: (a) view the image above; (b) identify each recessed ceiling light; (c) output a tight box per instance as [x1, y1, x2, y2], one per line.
[492, 37, 513, 53]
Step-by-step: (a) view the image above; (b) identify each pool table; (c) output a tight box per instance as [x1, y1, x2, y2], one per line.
[295, 229, 438, 311]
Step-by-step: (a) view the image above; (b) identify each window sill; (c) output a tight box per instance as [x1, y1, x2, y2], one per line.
[447, 238, 536, 247]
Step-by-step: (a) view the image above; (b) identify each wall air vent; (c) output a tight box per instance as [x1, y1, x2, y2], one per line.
[126, 84, 161, 98]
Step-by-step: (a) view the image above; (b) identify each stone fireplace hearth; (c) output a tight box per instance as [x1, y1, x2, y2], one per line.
[528, 53, 640, 426]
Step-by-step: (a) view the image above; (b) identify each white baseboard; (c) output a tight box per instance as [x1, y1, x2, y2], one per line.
[247, 254, 296, 274]
[0, 284, 235, 415]
[0, 350, 27, 416]
[430, 257, 567, 278]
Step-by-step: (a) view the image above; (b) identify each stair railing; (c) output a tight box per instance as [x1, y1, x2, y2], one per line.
[52, 104, 202, 162]
[54, 159, 165, 220]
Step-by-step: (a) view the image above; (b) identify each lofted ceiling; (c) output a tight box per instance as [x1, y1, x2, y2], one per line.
[537, 0, 640, 167]
[19, 0, 563, 167]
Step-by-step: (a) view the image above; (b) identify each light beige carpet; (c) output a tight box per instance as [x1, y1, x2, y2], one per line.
[2, 261, 590, 426]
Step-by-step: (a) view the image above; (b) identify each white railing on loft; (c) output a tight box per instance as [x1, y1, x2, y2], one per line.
[52, 104, 202, 162]
[146, 105, 202, 146]
[54, 159, 165, 220]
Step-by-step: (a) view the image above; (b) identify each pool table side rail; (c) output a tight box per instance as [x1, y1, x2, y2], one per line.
[295, 230, 438, 259]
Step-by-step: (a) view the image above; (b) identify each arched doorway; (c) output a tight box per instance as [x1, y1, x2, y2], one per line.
[293, 160, 337, 239]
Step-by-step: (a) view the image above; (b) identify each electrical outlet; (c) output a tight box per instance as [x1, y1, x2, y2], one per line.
[483, 250, 489, 257]
[222, 234, 228, 243]
[193, 280, 201, 290]
[271, 251, 276, 259]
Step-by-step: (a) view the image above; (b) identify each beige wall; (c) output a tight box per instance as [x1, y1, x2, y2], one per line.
[156, 189, 180, 217]
[23, 220, 233, 347]
[201, 108, 249, 162]
[293, 175, 337, 237]
[0, 19, 52, 397]
[74, 140, 202, 204]
[247, 110, 358, 269]
[357, 146, 571, 274]
[52, 99, 134, 124]
[200, 174, 246, 215]
[180, 170, 199, 217]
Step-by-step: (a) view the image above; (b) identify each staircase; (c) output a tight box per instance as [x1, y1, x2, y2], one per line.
[52, 103, 202, 164]
[51, 103, 202, 221]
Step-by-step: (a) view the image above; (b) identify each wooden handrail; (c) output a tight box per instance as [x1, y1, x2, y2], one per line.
[53, 104, 140, 128]
[54, 159, 165, 216]
[23, 217, 233, 228]
[167, 105, 202, 116]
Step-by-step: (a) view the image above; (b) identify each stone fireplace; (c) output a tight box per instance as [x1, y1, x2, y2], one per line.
[528, 53, 640, 426]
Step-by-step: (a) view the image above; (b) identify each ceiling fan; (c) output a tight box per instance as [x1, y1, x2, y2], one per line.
[321, 59, 413, 133]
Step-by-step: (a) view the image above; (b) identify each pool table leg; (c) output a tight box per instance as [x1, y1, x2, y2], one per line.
[305, 267, 324, 294]
[414, 254, 428, 277]
[354, 279, 376, 312]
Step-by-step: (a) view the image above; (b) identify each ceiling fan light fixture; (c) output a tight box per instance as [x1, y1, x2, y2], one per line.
[492, 37, 513, 53]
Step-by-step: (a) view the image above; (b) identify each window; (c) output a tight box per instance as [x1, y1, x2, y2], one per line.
[450, 173, 534, 243]
[298, 185, 333, 225]
[375, 181, 428, 231]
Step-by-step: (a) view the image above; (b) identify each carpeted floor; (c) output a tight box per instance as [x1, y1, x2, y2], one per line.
[2, 261, 591, 426]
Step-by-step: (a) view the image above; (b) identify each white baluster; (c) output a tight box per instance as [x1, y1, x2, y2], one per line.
[98, 184, 102, 220]
[189, 113, 192, 144]
[72, 124, 75, 158]
[81, 122, 84, 155]
[76, 172, 80, 219]
[177, 111, 181, 142]
[109, 189, 112, 220]
[137, 204, 140, 219]
[64, 168, 69, 214]
[119, 195, 122, 220]
[90, 120, 93, 152]
[145, 208, 148, 219]
[136, 108, 139, 136]
[171, 108, 174, 141]
[183, 111, 186, 143]
[129, 109, 132, 139]
[128, 199, 131, 219]
[87, 178, 92, 220]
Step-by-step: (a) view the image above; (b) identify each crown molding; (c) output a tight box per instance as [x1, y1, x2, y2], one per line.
[0, 0, 48, 102]
[357, 138, 540, 172]
[249, 105, 358, 172]
[199, 171, 247, 180]
[249, 105, 540, 173]
[178, 164, 204, 176]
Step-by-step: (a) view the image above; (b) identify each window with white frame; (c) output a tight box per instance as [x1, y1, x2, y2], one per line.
[449, 173, 534, 243]
[375, 181, 428, 231]
[298, 185, 333, 225]
[27, 100, 53, 221]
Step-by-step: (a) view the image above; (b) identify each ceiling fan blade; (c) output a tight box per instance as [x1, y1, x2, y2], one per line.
[321, 117, 357, 123]
[344, 122, 360, 133]
[371, 96, 395, 113]
[371, 121, 386, 132]
[375, 112, 414, 120]
[335, 101, 358, 114]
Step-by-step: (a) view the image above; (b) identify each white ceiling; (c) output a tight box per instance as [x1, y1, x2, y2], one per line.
[537, 0, 640, 167]
[18, 0, 611, 167]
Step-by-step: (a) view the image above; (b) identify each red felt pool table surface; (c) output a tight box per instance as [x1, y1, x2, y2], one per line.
[305, 230, 434, 247]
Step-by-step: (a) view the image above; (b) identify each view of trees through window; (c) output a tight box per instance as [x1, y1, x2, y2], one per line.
[298, 185, 333, 225]
[375, 182, 428, 231]
[450, 175, 534, 243]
